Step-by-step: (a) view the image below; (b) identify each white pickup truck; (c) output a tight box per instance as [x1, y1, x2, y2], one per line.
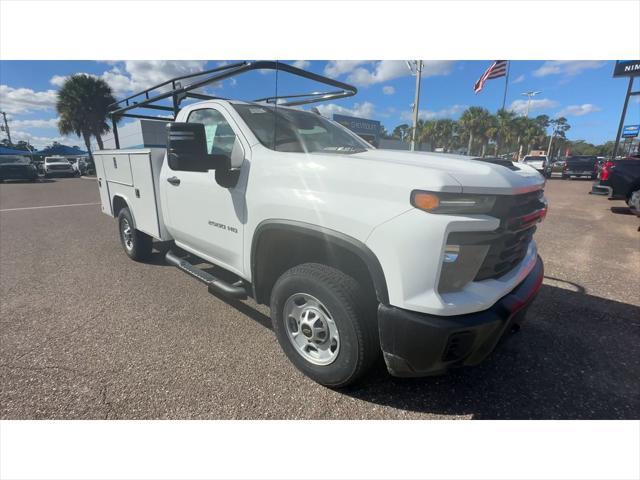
[94, 62, 547, 387]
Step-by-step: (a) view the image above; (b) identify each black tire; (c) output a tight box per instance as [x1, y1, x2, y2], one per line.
[270, 263, 379, 388]
[117, 207, 153, 261]
[561, 174, 568, 180]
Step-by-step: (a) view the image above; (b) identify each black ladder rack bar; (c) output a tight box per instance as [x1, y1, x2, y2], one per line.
[107, 61, 358, 149]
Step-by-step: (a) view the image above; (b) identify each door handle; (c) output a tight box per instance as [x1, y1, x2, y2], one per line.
[167, 176, 181, 186]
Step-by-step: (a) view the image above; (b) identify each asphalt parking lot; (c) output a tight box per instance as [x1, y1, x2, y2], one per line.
[1, 176, 639, 419]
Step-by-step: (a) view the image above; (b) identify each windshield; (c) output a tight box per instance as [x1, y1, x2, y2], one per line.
[232, 103, 371, 154]
[523, 156, 545, 162]
[0, 155, 31, 165]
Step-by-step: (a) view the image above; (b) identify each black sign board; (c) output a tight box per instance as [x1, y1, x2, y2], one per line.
[613, 60, 640, 78]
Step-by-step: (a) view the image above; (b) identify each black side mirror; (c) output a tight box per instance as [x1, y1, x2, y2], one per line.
[167, 122, 218, 172]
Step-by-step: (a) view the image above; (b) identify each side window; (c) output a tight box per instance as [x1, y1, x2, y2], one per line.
[187, 108, 237, 157]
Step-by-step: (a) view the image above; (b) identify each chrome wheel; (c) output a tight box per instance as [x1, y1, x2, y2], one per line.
[121, 218, 134, 251]
[283, 293, 340, 366]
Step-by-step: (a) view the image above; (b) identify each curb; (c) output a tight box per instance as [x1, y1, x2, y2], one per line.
[81, 176, 97, 180]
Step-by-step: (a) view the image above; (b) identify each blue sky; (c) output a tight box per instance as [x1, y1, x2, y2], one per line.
[0, 60, 638, 148]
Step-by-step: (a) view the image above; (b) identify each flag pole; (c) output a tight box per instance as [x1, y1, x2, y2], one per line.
[501, 60, 510, 111]
[495, 61, 510, 157]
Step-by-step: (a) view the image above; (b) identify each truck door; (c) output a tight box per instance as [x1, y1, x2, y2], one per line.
[161, 106, 247, 277]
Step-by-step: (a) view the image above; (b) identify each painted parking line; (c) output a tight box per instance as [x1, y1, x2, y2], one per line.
[0, 202, 101, 213]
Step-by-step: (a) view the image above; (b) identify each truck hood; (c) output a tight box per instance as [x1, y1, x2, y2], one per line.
[343, 149, 545, 195]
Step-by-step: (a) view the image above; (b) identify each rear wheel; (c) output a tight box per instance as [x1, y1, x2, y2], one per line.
[118, 207, 152, 261]
[270, 263, 379, 388]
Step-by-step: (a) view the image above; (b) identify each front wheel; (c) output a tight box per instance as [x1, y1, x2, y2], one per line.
[627, 189, 640, 213]
[118, 207, 153, 261]
[270, 263, 379, 388]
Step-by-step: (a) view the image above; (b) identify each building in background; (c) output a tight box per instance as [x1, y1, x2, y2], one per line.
[332, 114, 381, 147]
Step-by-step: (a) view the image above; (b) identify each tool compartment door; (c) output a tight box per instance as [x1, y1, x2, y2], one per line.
[103, 153, 133, 186]
[129, 150, 161, 238]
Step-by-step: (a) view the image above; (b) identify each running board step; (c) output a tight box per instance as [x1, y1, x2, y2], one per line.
[165, 250, 247, 299]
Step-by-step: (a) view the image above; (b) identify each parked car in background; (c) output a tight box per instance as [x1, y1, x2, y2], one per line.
[68, 157, 88, 175]
[43, 156, 75, 178]
[562, 155, 598, 180]
[597, 156, 640, 213]
[522, 155, 549, 177]
[0, 155, 39, 182]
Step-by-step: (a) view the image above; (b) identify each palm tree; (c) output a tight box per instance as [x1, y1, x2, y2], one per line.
[392, 124, 411, 142]
[488, 109, 516, 156]
[56, 74, 116, 156]
[459, 107, 492, 156]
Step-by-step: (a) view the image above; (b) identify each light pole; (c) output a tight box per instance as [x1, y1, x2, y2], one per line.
[516, 91, 541, 160]
[407, 60, 423, 151]
[521, 90, 541, 118]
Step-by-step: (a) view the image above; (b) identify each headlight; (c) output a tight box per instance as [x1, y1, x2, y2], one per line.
[410, 190, 496, 214]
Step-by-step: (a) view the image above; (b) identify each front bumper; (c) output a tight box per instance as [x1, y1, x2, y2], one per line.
[378, 255, 544, 377]
[45, 169, 75, 176]
[590, 180, 612, 196]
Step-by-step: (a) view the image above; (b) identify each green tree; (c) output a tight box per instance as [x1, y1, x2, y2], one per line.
[488, 109, 516, 156]
[459, 107, 492, 156]
[392, 123, 411, 142]
[547, 117, 570, 159]
[56, 74, 116, 156]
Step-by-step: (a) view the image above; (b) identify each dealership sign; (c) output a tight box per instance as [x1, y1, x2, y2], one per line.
[622, 125, 640, 138]
[613, 60, 640, 77]
[332, 114, 381, 137]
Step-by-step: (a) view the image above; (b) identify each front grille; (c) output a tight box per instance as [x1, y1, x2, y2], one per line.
[448, 190, 545, 281]
[48, 164, 70, 170]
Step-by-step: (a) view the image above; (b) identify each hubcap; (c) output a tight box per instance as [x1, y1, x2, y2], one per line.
[121, 218, 134, 251]
[283, 293, 340, 366]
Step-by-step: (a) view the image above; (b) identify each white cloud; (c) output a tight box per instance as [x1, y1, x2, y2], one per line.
[0, 85, 58, 115]
[5, 129, 79, 149]
[509, 98, 559, 115]
[324, 61, 369, 78]
[512, 74, 525, 84]
[10, 118, 60, 129]
[50, 61, 208, 97]
[557, 104, 601, 117]
[400, 104, 468, 122]
[315, 101, 376, 119]
[345, 60, 455, 86]
[291, 60, 310, 69]
[533, 61, 606, 77]
[382, 85, 395, 95]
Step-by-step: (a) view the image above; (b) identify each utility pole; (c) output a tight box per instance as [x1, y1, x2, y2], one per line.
[1, 111, 12, 145]
[407, 60, 423, 151]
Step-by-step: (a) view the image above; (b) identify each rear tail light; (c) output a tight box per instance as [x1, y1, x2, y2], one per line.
[600, 160, 615, 181]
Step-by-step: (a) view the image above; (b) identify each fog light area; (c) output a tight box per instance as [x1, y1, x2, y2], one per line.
[438, 244, 490, 293]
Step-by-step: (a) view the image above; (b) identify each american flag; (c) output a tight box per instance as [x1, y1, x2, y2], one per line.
[473, 60, 508, 94]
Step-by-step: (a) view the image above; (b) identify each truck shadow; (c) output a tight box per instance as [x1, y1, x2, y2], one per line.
[343, 283, 640, 419]
[148, 248, 639, 418]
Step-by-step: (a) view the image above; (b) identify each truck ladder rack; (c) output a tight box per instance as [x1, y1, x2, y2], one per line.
[108, 61, 358, 148]
[165, 250, 247, 299]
